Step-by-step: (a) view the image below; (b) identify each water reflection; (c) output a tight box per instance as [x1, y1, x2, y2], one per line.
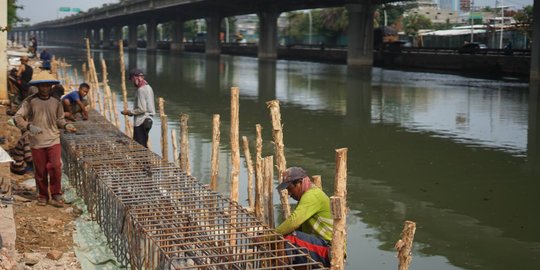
[52, 47, 540, 270]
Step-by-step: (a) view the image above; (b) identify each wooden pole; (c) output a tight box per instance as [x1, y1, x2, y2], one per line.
[111, 94, 121, 128]
[85, 38, 91, 63]
[88, 58, 102, 114]
[74, 68, 79, 85]
[118, 39, 132, 137]
[50, 55, 57, 76]
[330, 148, 348, 270]
[395, 220, 416, 270]
[312, 175, 322, 189]
[210, 114, 220, 191]
[179, 113, 190, 175]
[242, 136, 255, 210]
[101, 59, 113, 122]
[158, 98, 169, 162]
[263, 155, 274, 228]
[254, 124, 264, 220]
[230, 87, 240, 203]
[266, 100, 291, 218]
[171, 129, 179, 166]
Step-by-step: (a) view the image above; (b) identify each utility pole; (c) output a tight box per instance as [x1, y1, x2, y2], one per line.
[470, 0, 474, 42]
[499, 0, 504, 49]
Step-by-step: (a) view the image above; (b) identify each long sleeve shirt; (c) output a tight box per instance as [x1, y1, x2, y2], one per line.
[13, 94, 67, 149]
[128, 84, 155, 127]
[276, 187, 334, 242]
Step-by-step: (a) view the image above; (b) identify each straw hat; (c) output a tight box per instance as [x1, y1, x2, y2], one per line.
[29, 71, 60, 85]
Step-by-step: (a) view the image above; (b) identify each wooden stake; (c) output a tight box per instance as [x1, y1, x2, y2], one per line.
[51, 55, 57, 75]
[395, 220, 416, 270]
[171, 129, 179, 166]
[88, 59, 102, 114]
[254, 124, 264, 220]
[101, 59, 113, 122]
[179, 113, 190, 175]
[230, 87, 240, 203]
[242, 136, 255, 210]
[210, 114, 220, 191]
[111, 93, 121, 128]
[312, 175, 322, 188]
[119, 39, 132, 137]
[263, 155, 274, 228]
[330, 148, 348, 270]
[74, 68, 79, 85]
[266, 100, 291, 218]
[158, 98, 169, 162]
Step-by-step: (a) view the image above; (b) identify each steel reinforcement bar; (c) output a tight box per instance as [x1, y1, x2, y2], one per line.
[61, 111, 326, 269]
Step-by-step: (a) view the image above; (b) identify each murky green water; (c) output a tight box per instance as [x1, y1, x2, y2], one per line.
[51, 46, 540, 270]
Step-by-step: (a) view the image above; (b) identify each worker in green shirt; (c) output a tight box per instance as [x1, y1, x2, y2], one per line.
[276, 167, 333, 267]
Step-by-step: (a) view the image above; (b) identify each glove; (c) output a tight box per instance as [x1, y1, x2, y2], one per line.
[28, 124, 42, 135]
[65, 123, 77, 133]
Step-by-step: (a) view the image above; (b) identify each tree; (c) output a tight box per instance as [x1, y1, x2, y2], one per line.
[402, 14, 432, 46]
[375, 3, 416, 28]
[7, 0, 24, 28]
[513, 5, 533, 47]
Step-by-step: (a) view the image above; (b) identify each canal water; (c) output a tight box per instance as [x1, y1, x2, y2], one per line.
[50, 46, 539, 270]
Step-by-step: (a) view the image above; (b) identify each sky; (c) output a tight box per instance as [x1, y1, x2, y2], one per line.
[16, 0, 535, 25]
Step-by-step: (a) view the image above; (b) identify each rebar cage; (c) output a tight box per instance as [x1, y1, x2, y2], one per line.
[61, 111, 327, 269]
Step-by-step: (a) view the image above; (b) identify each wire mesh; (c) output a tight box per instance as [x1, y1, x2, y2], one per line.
[61, 111, 327, 269]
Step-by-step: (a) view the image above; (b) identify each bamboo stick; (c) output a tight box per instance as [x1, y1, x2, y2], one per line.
[242, 136, 255, 210]
[330, 148, 348, 270]
[50, 55, 57, 75]
[312, 175, 322, 189]
[254, 124, 264, 220]
[210, 114, 220, 191]
[179, 113, 190, 175]
[263, 155, 274, 228]
[230, 87, 240, 203]
[266, 100, 291, 218]
[118, 39, 132, 137]
[158, 98, 168, 162]
[395, 221, 416, 270]
[111, 93, 121, 128]
[101, 59, 113, 122]
[74, 68, 79, 85]
[88, 58, 102, 114]
[171, 129, 179, 166]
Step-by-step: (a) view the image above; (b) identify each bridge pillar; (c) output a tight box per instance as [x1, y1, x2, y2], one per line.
[205, 16, 222, 55]
[531, 1, 540, 82]
[258, 60, 277, 101]
[346, 3, 374, 67]
[128, 24, 138, 50]
[102, 27, 111, 49]
[171, 20, 185, 51]
[258, 11, 280, 59]
[146, 19, 157, 51]
[111, 26, 121, 47]
[93, 28, 101, 47]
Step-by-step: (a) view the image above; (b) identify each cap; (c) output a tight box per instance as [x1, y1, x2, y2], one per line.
[276, 167, 307, 191]
[29, 71, 60, 85]
[129, 68, 144, 79]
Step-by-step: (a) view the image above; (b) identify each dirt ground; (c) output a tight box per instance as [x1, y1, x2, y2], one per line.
[6, 172, 82, 269]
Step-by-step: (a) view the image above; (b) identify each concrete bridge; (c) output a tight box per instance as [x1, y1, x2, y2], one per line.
[10, 0, 540, 80]
[11, 0, 379, 67]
